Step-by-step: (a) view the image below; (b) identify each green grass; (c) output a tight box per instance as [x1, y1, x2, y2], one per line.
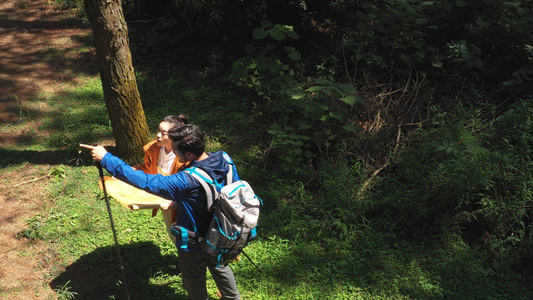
[36, 164, 532, 299]
[5, 63, 532, 299]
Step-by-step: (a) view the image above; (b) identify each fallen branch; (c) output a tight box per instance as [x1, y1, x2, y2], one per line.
[354, 124, 403, 200]
[12, 175, 50, 187]
[354, 162, 390, 200]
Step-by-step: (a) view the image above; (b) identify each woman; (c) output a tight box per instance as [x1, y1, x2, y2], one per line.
[136, 114, 189, 243]
[137, 114, 190, 175]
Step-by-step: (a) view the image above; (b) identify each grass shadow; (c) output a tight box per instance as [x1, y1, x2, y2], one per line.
[49, 241, 187, 299]
[0, 148, 80, 167]
[0, 146, 119, 168]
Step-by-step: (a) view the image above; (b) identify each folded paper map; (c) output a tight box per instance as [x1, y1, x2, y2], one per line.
[98, 176, 171, 210]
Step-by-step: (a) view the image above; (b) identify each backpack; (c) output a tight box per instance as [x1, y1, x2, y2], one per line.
[172, 155, 261, 267]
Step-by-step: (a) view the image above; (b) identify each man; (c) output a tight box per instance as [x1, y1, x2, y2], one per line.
[81, 124, 241, 300]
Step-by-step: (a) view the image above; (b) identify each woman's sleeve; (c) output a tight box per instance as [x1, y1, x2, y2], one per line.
[137, 141, 157, 173]
[136, 151, 152, 173]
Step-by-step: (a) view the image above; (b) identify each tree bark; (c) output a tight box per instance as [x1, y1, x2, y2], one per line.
[84, 0, 151, 164]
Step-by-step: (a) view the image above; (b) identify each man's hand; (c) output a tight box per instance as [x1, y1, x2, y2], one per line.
[80, 144, 108, 162]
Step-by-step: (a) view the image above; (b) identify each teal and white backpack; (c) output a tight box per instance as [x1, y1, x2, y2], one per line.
[174, 154, 262, 267]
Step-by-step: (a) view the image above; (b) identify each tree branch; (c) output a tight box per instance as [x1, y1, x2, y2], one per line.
[12, 175, 50, 187]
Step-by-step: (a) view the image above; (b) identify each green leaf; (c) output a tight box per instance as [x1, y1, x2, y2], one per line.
[297, 121, 312, 130]
[315, 78, 330, 85]
[503, 2, 521, 7]
[267, 60, 283, 72]
[260, 19, 273, 28]
[323, 85, 341, 93]
[502, 79, 518, 86]
[231, 63, 248, 79]
[287, 49, 301, 61]
[432, 60, 444, 68]
[252, 27, 267, 40]
[306, 86, 323, 92]
[268, 124, 282, 132]
[286, 30, 301, 40]
[343, 123, 357, 132]
[291, 93, 306, 100]
[341, 95, 356, 107]
[330, 110, 346, 120]
[268, 28, 286, 41]
[339, 84, 357, 94]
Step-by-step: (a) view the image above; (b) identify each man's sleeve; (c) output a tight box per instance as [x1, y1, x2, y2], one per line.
[100, 153, 188, 200]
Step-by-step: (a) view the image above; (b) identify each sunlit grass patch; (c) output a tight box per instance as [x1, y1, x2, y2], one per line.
[33, 77, 113, 149]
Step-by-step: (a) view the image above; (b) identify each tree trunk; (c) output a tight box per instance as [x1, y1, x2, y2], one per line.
[84, 0, 151, 164]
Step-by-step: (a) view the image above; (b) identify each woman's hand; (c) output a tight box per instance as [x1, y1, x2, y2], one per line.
[79, 144, 108, 162]
[160, 200, 178, 210]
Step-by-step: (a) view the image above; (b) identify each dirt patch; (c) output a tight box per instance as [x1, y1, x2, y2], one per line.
[0, 0, 96, 298]
[0, 165, 59, 299]
[0, 0, 97, 146]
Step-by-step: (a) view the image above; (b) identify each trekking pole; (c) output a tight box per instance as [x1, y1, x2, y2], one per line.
[241, 249, 262, 273]
[93, 144, 131, 300]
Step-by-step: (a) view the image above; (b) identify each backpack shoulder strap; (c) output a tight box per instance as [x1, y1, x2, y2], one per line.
[184, 167, 218, 212]
[184, 153, 235, 212]
[222, 152, 233, 184]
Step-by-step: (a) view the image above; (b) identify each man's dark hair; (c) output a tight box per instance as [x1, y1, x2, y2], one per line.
[168, 124, 205, 157]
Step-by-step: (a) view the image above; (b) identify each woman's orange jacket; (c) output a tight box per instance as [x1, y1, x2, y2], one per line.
[137, 140, 185, 175]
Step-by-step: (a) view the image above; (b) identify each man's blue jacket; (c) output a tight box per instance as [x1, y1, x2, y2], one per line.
[100, 150, 239, 251]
